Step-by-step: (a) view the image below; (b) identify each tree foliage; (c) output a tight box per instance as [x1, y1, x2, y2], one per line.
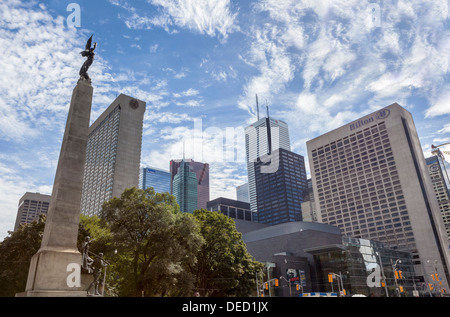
[0, 215, 46, 297]
[0, 187, 263, 298]
[192, 209, 263, 297]
[100, 187, 203, 297]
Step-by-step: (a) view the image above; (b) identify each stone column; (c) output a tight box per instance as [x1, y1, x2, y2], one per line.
[18, 79, 93, 297]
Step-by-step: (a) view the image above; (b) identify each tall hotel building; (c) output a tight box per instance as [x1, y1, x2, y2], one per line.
[81, 94, 146, 216]
[170, 159, 209, 210]
[139, 167, 170, 194]
[245, 116, 290, 212]
[307, 103, 450, 289]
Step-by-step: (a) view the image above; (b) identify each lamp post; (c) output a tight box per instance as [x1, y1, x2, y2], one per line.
[391, 259, 402, 297]
[376, 251, 389, 297]
[279, 276, 292, 297]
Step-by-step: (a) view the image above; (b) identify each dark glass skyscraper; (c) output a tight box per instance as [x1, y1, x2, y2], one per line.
[139, 167, 170, 193]
[254, 148, 308, 225]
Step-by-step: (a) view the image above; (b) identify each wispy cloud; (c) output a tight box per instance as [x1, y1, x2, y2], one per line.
[111, 0, 239, 42]
[238, 0, 450, 138]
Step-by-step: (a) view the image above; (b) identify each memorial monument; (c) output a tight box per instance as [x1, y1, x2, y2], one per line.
[17, 36, 97, 297]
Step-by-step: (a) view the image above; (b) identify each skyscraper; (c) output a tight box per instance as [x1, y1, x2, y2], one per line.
[307, 103, 450, 290]
[170, 159, 209, 210]
[172, 160, 198, 213]
[426, 155, 450, 238]
[14, 192, 51, 231]
[245, 116, 290, 212]
[139, 167, 170, 193]
[236, 182, 249, 203]
[253, 148, 308, 225]
[81, 94, 145, 216]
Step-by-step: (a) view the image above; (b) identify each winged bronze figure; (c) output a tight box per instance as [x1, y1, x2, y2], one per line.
[79, 35, 97, 82]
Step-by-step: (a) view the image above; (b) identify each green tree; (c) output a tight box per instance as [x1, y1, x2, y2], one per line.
[0, 215, 46, 297]
[100, 187, 203, 297]
[192, 209, 263, 297]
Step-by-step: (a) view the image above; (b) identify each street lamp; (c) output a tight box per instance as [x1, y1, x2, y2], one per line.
[391, 259, 402, 297]
[279, 276, 292, 297]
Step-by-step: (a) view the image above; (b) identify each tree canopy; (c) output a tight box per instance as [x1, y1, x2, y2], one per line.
[0, 187, 263, 297]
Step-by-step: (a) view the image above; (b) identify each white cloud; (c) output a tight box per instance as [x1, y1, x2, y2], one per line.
[173, 88, 199, 98]
[112, 0, 239, 42]
[425, 88, 450, 118]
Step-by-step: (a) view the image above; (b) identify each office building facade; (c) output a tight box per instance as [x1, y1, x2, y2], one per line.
[172, 160, 198, 213]
[245, 117, 290, 212]
[306, 103, 450, 291]
[207, 197, 257, 222]
[236, 182, 249, 203]
[170, 159, 209, 210]
[14, 192, 51, 231]
[426, 156, 450, 238]
[81, 94, 145, 216]
[254, 148, 308, 225]
[139, 167, 170, 193]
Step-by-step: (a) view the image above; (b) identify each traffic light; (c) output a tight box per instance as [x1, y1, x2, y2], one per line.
[274, 279, 279, 287]
[399, 286, 404, 293]
[394, 270, 403, 279]
[328, 274, 333, 283]
[296, 284, 300, 291]
[265, 283, 268, 290]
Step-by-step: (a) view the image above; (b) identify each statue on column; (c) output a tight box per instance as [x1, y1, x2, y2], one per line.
[79, 35, 97, 83]
[81, 236, 94, 273]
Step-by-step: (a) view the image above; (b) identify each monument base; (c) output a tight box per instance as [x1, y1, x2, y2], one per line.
[16, 290, 87, 297]
[16, 249, 88, 297]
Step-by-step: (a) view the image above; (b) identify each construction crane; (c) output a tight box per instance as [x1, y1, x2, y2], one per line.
[431, 143, 450, 157]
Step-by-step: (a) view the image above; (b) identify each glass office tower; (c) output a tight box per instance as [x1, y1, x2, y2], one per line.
[170, 159, 209, 210]
[254, 148, 308, 225]
[245, 117, 290, 212]
[139, 167, 170, 193]
[172, 160, 198, 213]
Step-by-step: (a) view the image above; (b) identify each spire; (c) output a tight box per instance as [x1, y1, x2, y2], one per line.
[256, 94, 260, 121]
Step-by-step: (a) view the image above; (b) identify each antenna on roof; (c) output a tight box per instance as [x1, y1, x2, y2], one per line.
[256, 94, 260, 121]
[266, 100, 270, 119]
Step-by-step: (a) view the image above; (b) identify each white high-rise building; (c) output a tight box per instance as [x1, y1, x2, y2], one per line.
[307, 103, 450, 291]
[81, 94, 146, 216]
[245, 116, 290, 212]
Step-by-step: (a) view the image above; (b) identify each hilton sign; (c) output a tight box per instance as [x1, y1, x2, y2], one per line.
[349, 109, 391, 131]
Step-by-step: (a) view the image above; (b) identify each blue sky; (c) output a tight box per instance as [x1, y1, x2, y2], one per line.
[0, 0, 449, 240]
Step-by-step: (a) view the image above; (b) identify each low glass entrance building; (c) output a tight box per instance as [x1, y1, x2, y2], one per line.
[306, 237, 420, 297]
